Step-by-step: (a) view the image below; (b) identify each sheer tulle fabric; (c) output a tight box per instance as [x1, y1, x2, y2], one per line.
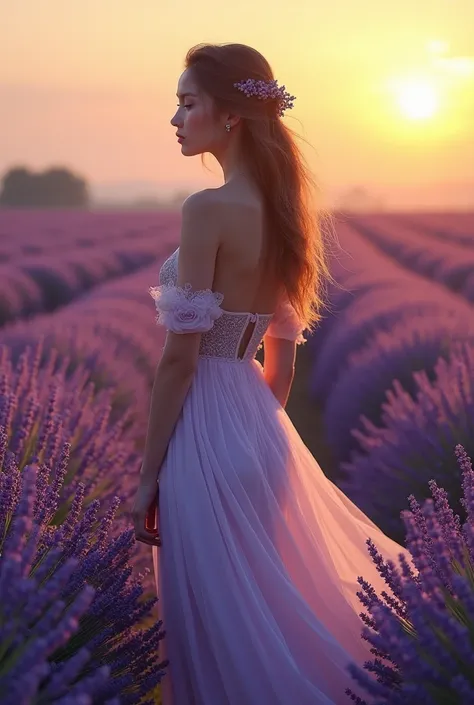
[149, 282, 224, 334]
[148, 255, 410, 703]
[151, 356, 410, 704]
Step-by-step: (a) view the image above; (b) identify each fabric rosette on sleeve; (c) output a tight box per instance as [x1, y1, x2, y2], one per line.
[149, 282, 225, 334]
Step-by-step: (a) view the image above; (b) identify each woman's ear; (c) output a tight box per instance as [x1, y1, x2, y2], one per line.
[226, 113, 241, 129]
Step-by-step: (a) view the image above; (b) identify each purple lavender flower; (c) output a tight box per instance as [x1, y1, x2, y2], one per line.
[0, 461, 167, 704]
[340, 342, 474, 541]
[234, 77, 296, 116]
[346, 446, 474, 704]
[323, 312, 474, 464]
[0, 338, 160, 579]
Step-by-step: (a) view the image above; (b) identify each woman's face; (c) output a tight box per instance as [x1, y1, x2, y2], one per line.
[170, 69, 227, 157]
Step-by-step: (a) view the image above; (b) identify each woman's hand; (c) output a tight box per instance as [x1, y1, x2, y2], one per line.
[132, 479, 161, 547]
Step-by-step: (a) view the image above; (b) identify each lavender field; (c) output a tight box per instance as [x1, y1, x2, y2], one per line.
[1, 207, 474, 704]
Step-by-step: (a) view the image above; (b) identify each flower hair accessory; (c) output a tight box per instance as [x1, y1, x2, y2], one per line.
[233, 78, 296, 117]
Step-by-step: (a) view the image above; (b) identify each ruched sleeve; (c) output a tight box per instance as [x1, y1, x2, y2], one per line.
[148, 282, 224, 334]
[265, 294, 306, 345]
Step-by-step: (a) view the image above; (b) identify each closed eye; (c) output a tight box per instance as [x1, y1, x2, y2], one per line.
[176, 104, 193, 109]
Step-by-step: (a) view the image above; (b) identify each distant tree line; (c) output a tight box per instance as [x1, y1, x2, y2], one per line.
[0, 166, 90, 208]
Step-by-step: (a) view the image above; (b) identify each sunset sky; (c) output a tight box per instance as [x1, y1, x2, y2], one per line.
[1, 0, 473, 210]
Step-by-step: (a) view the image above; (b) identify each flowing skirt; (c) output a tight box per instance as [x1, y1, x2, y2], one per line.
[152, 357, 408, 704]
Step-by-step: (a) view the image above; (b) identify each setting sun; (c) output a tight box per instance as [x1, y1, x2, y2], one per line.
[393, 77, 440, 120]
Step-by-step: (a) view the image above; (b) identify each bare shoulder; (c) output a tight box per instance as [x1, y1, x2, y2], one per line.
[179, 189, 224, 246]
[183, 185, 256, 228]
[182, 188, 228, 226]
[182, 184, 263, 252]
[187, 184, 260, 209]
[182, 188, 221, 215]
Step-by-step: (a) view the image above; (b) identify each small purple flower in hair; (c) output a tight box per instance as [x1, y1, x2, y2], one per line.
[233, 78, 296, 117]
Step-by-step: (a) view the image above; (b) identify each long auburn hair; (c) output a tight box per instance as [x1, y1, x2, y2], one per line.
[184, 42, 336, 332]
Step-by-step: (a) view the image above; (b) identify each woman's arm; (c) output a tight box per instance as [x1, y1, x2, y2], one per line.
[263, 368, 295, 409]
[139, 356, 196, 483]
[132, 189, 222, 546]
[262, 335, 297, 409]
[139, 189, 221, 482]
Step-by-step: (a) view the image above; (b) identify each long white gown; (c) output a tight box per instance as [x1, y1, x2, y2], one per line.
[149, 247, 410, 704]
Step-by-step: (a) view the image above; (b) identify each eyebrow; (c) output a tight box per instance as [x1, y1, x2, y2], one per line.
[176, 92, 198, 99]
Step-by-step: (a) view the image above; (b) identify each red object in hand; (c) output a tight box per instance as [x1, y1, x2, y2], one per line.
[145, 486, 159, 534]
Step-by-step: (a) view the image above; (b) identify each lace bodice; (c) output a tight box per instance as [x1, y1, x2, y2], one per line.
[149, 247, 305, 362]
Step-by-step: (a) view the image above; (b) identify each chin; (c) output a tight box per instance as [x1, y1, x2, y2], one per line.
[180, 142, 205, 157]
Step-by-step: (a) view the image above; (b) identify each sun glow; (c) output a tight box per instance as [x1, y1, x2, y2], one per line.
[392, 76, 440, 120]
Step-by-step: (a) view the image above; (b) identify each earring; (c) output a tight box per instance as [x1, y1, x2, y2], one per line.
[225, 123, 231, 133]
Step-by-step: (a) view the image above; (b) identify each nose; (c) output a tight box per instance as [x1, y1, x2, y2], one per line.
[170, 112, 180, 127]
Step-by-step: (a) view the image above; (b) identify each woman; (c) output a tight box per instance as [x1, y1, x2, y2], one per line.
[132, 42, 409, 704]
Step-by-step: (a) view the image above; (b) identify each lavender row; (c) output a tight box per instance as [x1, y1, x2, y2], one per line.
[0, 251, 174, 438]
[391, 210, 474, 248]
[0, 215, 180, 327]
[0, 208, 180, 257]
[350, 214, 474, 302]
[323, 311, 474, 466]
[307, 222, 474, 534]
[310, 221, 474, 406]
[0, 222, 176, 701]
[307, 219, 474, 698]
[0, 221, 176, 694]
[0, 242, 175, 583]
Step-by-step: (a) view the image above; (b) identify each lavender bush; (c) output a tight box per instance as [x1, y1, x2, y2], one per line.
[0, 459, 167, 704]
[346, 445, 474, 705]
[341, 342, 474, 541]
[0, 340, 141, 512]
[323, 312, 474, 463]
[0, 264, 44, 323]
[0, 338, 159, 592]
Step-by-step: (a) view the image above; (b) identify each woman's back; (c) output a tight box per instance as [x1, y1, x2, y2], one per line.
[209, 180, 283, 316]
